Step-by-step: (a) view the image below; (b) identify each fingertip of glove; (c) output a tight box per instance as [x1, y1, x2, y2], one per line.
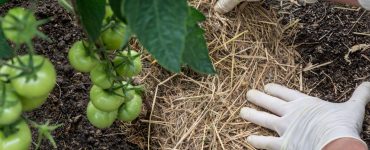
[264, 83, 275, 92]
[246, 135, 253, 142]
[264, 83, 282, 92]
[239, 107, 251, 118]
[246, 89, 258, 100]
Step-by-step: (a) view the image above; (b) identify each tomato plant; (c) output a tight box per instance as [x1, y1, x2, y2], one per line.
[68, 41, 98, 73]
[0, 7, 61, 149]
[10, 55, 56, 98]
[86, 101, 117, 129]
[113, 50, 142, 78]
[1, 7, 38, 45]
[90, 85, 124, 112]
[101, 23, 126, 51]
[0, 119, 32, 150]
[117, 94, 142, 122]
[52, 0, 216, 129]
[0, 90, 22, 125]
[90, 62, 115, 89]
[19, 94, 48, 112]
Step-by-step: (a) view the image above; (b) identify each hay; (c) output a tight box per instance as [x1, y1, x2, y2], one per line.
[122, 1, 302, 149]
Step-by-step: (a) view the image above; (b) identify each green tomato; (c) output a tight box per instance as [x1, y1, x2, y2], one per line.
[121, 82, 136, 100]
[86, 101, 117, 129]
[1, 7, 38, 44]
[113, 51, 142, 78]
[90, 63, 114, 89]
[19, 94, 48, 112]
[10, 55, 56, 98]
[117, 94, 142, 122]
[68, 41, 98, 73]
[0, 119, 32, 150]
[101, 24, 126, 50]
[0, 91, 22, 125]
[0, 65, 11, 82]
[90, 85, 124, 112]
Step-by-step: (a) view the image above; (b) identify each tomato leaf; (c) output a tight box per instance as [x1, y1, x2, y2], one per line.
[124, 0, 188, 72]
[108, 0, 126, 22]
[0, 0, 8, 5]
[187, 7, 206, 25]
[0, 29, 13, 59]
[75, 0, 105, 41]
[182, 7, 216, 74]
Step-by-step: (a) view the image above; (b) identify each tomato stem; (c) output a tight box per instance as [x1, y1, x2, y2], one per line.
[58, 0, 74, 13]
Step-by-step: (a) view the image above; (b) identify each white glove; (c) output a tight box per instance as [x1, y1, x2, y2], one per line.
[359, 0, 370, 10]
[240, 82, 370, 150]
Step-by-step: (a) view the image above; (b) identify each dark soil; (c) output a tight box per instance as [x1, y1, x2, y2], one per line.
[0, 0, 142, 149]
[278, 2, 370, 144]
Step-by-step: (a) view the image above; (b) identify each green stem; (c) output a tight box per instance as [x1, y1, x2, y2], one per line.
[58, 0, 74, 13]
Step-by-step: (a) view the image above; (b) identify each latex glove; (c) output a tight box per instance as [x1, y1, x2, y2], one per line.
[359, 0, 370, 10]
[240, 82, 370, 150]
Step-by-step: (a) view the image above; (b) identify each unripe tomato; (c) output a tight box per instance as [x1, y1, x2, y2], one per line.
[113, 51, 142, 78]
[0, 90, 22, 125]
[0, 65, 12, 82]
[86, 101, 117, 129]
[90, 85, 124, 112]
[101, 23, 126, 50]
[68, 41, 98, 73]
[19, 94, 48, 112]
[0, 119, 32, 150]
[117, 94, 142, 122]
[1, 7, 38, 44]
[90, 63, 114, 89]
[10, 55, 56, 98]
[121, 82, 136, 100]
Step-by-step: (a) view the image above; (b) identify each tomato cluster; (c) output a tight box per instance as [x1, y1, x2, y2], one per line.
[0, 7, 57, 149]
[68, 4, 143, 129]
[0, 55, 57, 149]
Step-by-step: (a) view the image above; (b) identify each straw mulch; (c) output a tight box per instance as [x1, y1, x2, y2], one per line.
[121, 1, 302, 149]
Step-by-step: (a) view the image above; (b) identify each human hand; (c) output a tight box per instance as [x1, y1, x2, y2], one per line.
[240, 82, 370, 150]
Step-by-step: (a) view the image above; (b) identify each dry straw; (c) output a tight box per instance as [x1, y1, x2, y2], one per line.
[121, 0, 302, 149]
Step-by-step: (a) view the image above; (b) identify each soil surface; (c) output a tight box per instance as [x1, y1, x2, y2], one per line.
[0, 1, 141, 149]
[278, 2, 370, 144]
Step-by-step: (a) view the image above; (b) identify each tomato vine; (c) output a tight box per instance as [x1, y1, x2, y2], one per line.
[0, 6, 62, 149]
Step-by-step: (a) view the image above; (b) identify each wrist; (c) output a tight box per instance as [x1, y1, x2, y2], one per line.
[323, 138, 367, 150]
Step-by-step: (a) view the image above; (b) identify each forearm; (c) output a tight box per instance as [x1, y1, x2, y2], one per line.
[323, 138, 367, 150]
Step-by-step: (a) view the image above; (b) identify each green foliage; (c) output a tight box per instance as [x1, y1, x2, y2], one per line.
[0, 0, 8, 5]
[0, 28, 13, 59]
[183, 7, 216, 74]
[123, 0, 188, 72]
[74, 0, 216, 74]
[108, 0, 126, 22]
[75, 0, 106, 41]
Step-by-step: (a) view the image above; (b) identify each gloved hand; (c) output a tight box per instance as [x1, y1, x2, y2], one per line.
[240, 82, 370, 150]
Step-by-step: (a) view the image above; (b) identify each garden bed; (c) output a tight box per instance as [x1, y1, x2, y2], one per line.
[0, 0, 369, 149]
